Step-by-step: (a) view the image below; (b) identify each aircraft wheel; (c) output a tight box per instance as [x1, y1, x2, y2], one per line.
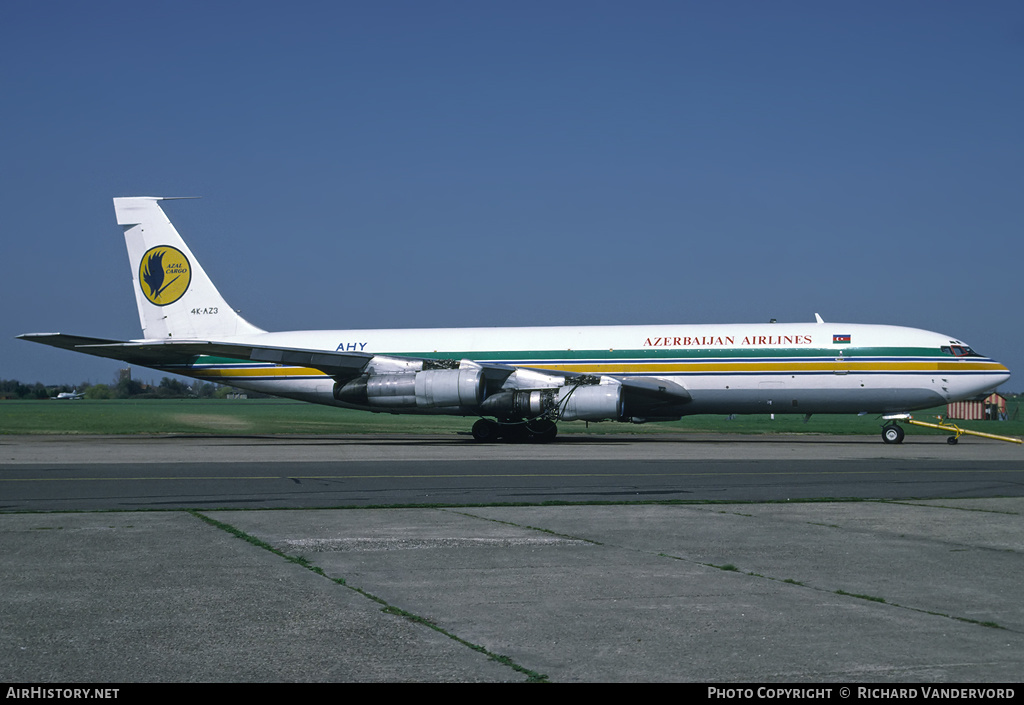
[471, 419, 500, 442]
[947, 436, 959, 445]
[882, 424, 905, 444]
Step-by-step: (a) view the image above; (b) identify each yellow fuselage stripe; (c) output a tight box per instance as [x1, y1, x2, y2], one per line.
[186, 360, 1006, 379]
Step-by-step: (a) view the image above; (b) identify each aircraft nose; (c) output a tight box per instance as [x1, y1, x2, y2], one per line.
[958, 359, 1011, 399]
[996, 363, 1011, 386]
[986, 361, 1011, 390]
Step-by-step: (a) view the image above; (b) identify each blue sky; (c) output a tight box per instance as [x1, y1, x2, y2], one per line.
[3, 1, 1022, 390]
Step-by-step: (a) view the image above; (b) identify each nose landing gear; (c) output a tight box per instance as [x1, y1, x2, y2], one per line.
[881, 423, 905, 444]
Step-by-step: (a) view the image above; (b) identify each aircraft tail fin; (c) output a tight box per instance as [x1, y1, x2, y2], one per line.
[114, 197, 264, 339]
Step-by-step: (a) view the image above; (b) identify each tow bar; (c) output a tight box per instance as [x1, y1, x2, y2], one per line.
[882, 413, 1022, 445]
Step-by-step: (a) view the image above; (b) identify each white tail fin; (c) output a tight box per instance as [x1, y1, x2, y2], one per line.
[114, 197, 264, 339]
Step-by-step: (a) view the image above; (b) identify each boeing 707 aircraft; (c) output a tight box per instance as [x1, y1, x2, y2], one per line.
[19, 197, 1011, 443]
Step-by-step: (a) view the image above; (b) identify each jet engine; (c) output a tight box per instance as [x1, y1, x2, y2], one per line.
[478, 384, 623, 422]
[334, 367, 485, 409]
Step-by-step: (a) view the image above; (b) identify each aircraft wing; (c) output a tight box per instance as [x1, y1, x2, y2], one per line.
[18, 334, 518, 383]
[19, 333, 527, 381]
[19, 333, 692, 417]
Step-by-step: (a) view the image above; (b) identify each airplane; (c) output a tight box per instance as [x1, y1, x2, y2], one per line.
[54, 389, 84, 400]
[19, 197, 1011, 444]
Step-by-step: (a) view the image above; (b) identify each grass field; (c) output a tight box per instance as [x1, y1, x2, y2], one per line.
[1, 398, 1021, 439]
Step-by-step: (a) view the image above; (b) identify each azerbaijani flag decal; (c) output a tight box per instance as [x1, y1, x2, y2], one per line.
[833, 334, 851, 344]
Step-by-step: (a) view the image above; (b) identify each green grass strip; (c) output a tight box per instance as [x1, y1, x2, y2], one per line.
[4, 397, 1021, 438]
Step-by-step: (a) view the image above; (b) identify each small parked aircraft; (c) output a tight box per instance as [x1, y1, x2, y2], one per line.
[53, 389, 84, 400]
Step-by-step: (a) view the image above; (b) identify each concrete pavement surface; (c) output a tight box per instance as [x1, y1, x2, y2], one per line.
[2, 497, 1022, 682]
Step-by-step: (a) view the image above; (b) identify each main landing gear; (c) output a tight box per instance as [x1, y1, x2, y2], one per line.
[471, 418, 558, 443]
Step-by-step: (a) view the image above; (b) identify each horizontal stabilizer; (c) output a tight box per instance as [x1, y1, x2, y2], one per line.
[18, 334, 375, 378]
[18, 333, 127, 351]
[18, 333, 198, 366]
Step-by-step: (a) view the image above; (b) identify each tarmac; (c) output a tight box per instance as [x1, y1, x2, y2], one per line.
[1, 434, 1022, 682]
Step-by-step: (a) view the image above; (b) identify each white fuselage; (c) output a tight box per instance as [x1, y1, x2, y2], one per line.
[166, 321, 1010, 417]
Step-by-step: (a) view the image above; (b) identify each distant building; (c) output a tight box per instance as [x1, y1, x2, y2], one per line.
[947, 393, 1007, 421]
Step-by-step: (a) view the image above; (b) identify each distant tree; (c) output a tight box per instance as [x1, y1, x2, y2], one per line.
[114, 376, 145, 399]
[0, 379, 30, 399]
[0, 377, 229, 400]
[156, 377, 190, 398]
[84, 384, 112, 399]
[194, 382, 219, 398]
[0, 380, 21, 398]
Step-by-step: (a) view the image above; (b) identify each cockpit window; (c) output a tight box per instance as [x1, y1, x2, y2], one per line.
[941, 345, 982, 358]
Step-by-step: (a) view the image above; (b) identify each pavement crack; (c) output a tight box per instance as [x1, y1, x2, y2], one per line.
[441, 508, 604, 545]
[188, 509, 548, 682]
